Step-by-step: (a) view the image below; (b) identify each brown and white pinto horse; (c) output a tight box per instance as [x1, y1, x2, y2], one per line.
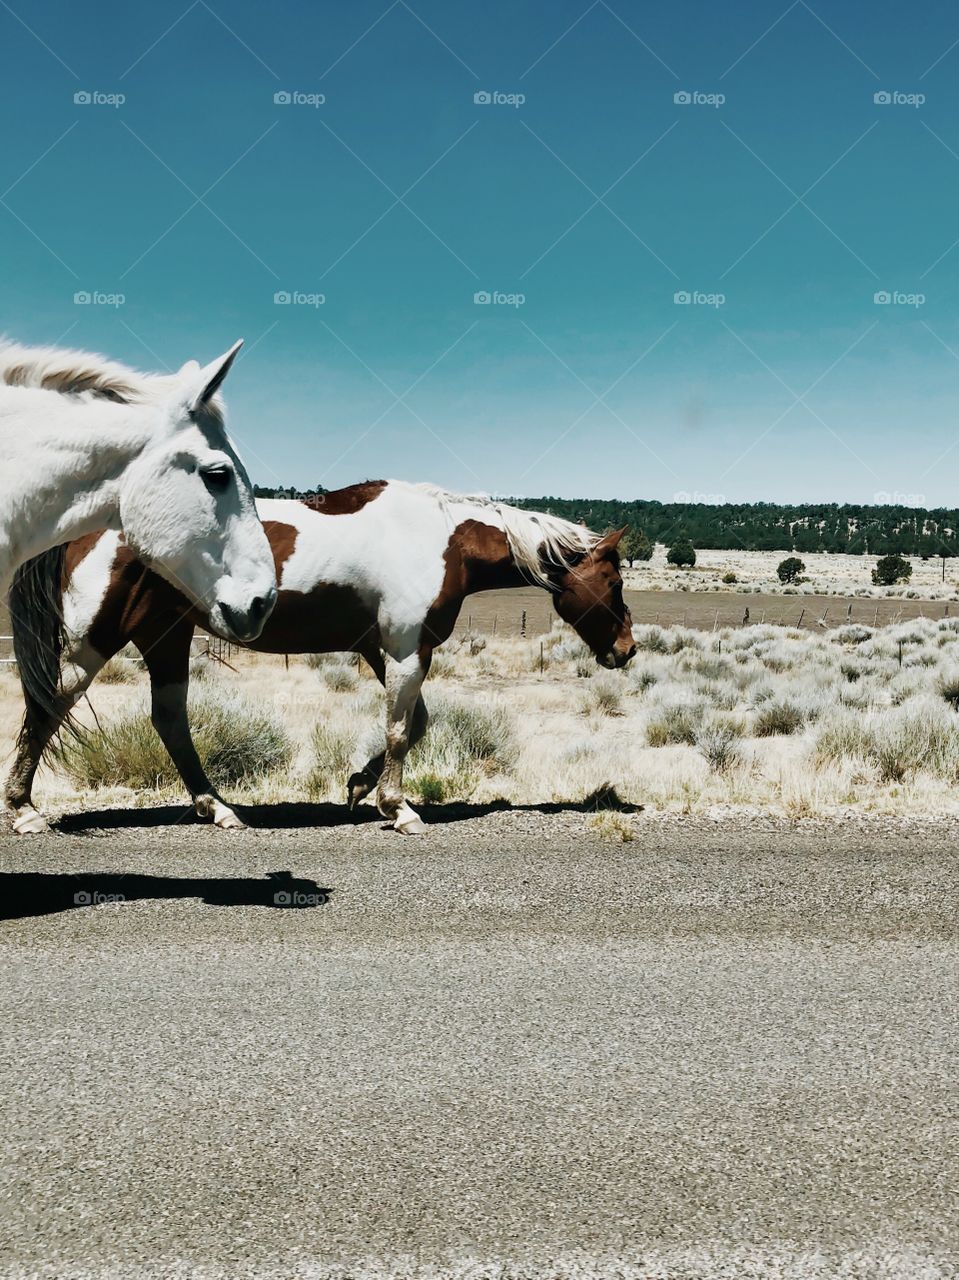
[6, 481, 635, 835]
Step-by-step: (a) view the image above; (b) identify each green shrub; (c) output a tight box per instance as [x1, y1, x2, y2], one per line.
[619, 525, 653, 564]
[62, 687, 293, 790]
[722, 571, 737, 584]
[777, 557, 805, 584]
[872, 554, 912, 586]
[666, 540, 696, 568]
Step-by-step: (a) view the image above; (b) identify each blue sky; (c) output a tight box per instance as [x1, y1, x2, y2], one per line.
[3, 0, 959, 504]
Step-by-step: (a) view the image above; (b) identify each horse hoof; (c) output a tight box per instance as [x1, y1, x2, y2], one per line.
[394, 815, 427, 835]
[13, 811, 49, 835]
[215, 812, 247, 831]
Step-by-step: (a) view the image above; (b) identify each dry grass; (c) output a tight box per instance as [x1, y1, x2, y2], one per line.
[9, 612, 959, 822]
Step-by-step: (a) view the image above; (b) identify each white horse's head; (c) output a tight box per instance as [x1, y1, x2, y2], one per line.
[119, 342, 277, 642]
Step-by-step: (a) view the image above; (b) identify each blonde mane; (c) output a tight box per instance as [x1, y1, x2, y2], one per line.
[414, 482, 600, 589]
[0, 339, 160, 405]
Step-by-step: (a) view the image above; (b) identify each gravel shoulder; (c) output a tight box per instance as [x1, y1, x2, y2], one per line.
[1, 812, 958, 1279]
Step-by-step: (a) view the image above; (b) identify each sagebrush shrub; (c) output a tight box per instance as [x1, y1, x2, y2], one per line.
[754, 700, 804, 737]
[62, 688, 293, 790]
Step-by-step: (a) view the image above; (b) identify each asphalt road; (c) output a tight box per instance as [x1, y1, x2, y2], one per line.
[1, 809, 958, 1279]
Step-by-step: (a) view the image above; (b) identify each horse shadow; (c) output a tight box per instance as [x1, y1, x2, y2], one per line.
[0, 868, 332, 921]
[52, 788, 640, 834]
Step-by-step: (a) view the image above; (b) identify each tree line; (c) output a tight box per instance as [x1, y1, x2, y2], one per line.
[253, 487, 959, 558]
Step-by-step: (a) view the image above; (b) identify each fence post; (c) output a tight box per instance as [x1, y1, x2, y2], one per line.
[521, 610, 526, 637]
[539, 640, 544, 674]
[797, 609, 805, 628]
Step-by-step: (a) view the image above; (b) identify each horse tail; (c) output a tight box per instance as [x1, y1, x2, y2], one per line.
[9, 545, 69, 727]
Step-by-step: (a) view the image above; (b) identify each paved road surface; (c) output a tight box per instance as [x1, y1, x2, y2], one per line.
[1, 810, 957, 1279]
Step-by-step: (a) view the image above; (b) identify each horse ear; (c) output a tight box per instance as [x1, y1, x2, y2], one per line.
[183, 340, 243, 412]
[597, 526, 627, 553]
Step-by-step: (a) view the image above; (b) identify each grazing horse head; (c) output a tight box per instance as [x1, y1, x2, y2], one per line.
[118, 343, 277, 643]
[550, 528, 636, 669]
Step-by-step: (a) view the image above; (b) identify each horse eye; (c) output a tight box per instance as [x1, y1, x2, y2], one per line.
[200, 465, 231, 494]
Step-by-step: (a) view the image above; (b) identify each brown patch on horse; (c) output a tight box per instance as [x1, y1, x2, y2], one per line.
[421, 520, 526, 652]
[247, 582, 380, 656]
[300, 481, 387, 516]
[63, 530, 109, 580]
[73, 519, 381, 665]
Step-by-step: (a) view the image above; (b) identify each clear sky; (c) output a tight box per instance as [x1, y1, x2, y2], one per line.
[3, 0, 959, 505]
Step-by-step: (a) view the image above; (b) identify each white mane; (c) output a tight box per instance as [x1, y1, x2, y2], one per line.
[412, 482, 600, 589]
[0, 339, 165, 405]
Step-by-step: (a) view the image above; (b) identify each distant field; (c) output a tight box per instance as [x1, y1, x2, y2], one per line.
[454, 586, 954, 637]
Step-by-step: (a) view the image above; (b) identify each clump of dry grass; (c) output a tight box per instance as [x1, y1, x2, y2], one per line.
[97, 655, 138, 684]
[307, 722, 358, 798]
[754, 700, 805, 737]
[405, 694, 517, 804]
[580, 676, 624, 716]
[587, 811, 635, 842]
[646, 704, 699, 747]
[61, 687, 293, 790]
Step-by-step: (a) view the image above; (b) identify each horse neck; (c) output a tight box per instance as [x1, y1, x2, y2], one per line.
[0, 393, 155, 575]
[457, 518, 543, 596]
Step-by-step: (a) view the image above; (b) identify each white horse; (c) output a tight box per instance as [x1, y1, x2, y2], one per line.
[0, 338, 277, 738]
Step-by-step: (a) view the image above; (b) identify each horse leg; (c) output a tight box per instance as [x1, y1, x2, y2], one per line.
[139, 625, 245, 830]
[347, 648, 430, 819]
[5, 642, 108, 834]
[375, 652, 429, 835]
